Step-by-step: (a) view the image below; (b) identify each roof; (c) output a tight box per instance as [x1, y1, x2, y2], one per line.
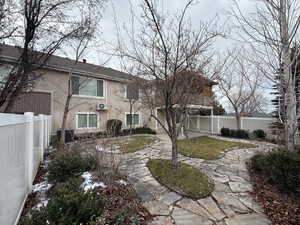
[0, 44, 132, 82]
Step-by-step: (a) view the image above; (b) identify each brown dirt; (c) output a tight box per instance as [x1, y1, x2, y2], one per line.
[250, 173, 300, 225]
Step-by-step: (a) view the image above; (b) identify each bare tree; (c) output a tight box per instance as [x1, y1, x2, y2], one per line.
[217, 49, 263, 129]
[0, 0, 18, 41]
[231, 0, 300, 151]
[59, 15, 99, 147]
[117, 0, 221, 167]
[0, 0, 103, 112]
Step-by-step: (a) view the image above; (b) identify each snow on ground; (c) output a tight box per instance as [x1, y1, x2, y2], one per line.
[116, 179, 128, 185]
[32, 181, 52, 209]
[32, 181, 52, 193]
[80, 171, 107, 192]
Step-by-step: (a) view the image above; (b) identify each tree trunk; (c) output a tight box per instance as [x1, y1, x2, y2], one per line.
[236, 113, 241, 130]
[170, 134, 178, 168]
[280, 0, 297, 151]
[129, 100, 133, 135]
[59, 94, 71, 148]
[285, 82, 297, 151]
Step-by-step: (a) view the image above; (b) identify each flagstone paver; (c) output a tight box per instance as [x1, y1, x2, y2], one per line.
[115, 134, 276, 225]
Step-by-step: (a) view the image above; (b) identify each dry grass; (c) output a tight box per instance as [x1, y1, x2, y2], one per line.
[178, 136, 256, 160]
[147, 159, 214, 198]
[120, 136, 157, 153]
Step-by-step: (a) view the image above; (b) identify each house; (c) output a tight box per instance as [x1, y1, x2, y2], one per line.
[0, 44, 216, 134]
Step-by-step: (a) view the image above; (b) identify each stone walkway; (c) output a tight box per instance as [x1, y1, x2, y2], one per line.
[118, 134, 276, 225]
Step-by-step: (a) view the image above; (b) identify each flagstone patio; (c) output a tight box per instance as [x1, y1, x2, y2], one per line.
[118, 134, 276, 225]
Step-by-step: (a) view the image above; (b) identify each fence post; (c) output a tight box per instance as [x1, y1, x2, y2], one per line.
[46, 117, 49, 147]
[38, 114, 44, 161]
[217, 116, 220, 134]
[241, 117, 244, 130]
[48, 116, 51, 146]
[211, 108, 214, 134]
[24, 112, 34, 192]
[44, 116, 48, 149]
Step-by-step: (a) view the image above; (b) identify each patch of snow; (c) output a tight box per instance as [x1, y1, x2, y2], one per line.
[116, 179, 128, 185]
[80, 171, 106, 192]
[32, 181, 52, 193]
[34, 199, 49, 209]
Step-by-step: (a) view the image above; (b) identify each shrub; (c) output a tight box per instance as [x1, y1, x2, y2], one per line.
[221, 127, 230, 137]
[221, 127, 249, 139]
[133, 126, 156, 134]
[253, 129, 266, 139]
[96, 131, 108, 138]
[47, 152, 96, 184]
[23, 178, 104, 225]
[122, 126, 157, 136]
[74, 132, 97, 141]
[107, 119, 122, 137]
[229, 129, 237, 137]
[236, 129, 249, 139]
[250, 150, 300, 194]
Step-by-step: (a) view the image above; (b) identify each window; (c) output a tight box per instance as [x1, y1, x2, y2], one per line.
[72, 76, 104, 97]
[76, 113, 98, 129]
[126, 84, 139, 100]
[126, 113, 140, 126]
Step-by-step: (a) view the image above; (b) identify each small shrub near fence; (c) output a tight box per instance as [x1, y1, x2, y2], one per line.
[23, 178, 104, 225]
[48, 152, 96, 184]
[221, 127, 249, 139]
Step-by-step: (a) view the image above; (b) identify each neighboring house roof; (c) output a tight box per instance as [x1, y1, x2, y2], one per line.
[0, 44, 132, 82]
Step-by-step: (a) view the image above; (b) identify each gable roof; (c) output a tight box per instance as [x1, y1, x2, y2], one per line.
[0, 44, 132, 82]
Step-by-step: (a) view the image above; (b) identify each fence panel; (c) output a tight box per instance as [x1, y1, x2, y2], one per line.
[0, 112, 51, 225]
[187, 115, 274, 134]
[242, 117, 273, 132]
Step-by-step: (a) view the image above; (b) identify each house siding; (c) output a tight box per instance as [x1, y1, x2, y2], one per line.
[33, 69, 154, 134]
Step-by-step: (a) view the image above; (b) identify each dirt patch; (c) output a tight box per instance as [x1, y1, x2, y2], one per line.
[250, 173, 300, 225]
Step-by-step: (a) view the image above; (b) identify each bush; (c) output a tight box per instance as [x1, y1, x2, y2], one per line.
[220, 127, 249, 139]
[74, 132, 97, 141]
[47, 152, 96, 184]
[229, 129, 237, 137]
[221, 127, 230, 137]
[253, 129, 266, 139]
[107, 119, 122, 137]
[122, 126, 157, 136]
[250, 150, 300, 194]
[23, 178, 104, 225]
[236, 129, 249, 139]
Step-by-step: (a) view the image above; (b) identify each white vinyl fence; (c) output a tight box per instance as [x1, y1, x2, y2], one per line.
[188, 115, 274, 134]
[0, 112, 52, 225]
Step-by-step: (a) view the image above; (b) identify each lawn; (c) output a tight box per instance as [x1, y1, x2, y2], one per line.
[178, 136, 257, 160]
[120, 136, 157, 153]
[147, 159, 214, 198]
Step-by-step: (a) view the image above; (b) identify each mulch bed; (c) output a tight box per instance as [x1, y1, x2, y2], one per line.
[250, 173, 300, 225]
[98, 181, 152, 225]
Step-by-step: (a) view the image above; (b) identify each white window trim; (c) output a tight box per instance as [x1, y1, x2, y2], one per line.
[76, 112, 99, 129]
[72, 75, 106, 99]
[124, 112, 141, 127]
[124, 85, 140, 101]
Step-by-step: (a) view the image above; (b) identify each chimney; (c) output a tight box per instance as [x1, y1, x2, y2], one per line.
[83, 59, 86, 63]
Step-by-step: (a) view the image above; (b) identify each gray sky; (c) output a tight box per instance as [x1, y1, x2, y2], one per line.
[62, 0, 272, 113]
[82, 0, 256, 68]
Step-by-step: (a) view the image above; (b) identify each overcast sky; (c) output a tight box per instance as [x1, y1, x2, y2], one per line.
[61, 0, 272, 113]
[81, 0, 256, 68]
